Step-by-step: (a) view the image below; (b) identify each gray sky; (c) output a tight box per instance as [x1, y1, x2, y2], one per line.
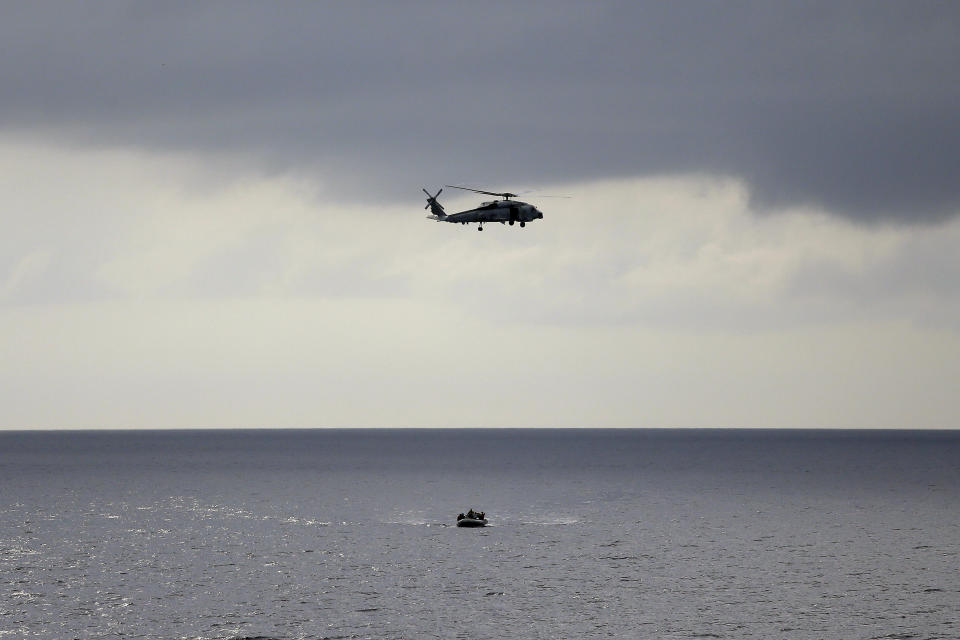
[2, 3, 959, 428]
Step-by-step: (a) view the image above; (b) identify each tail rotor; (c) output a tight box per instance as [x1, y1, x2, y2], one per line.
[423, 188, 446, 218]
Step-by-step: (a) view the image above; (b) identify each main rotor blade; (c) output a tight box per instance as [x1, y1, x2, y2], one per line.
[446, 185, 508, 198]
[516, 188, 571, 199]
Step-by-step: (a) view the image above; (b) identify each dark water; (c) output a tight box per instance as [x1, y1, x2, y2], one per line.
[1, 428, 958, 640]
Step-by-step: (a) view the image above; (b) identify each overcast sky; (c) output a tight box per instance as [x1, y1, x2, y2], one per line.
[2, 2, 959, 428]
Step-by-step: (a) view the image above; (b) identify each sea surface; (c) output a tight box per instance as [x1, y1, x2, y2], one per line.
[1, 428, 958, 640]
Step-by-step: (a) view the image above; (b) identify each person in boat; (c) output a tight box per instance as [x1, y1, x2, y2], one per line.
[479, 511, 485, 520]
[467, 509, 476, 519]
[457, 513, 465, 521]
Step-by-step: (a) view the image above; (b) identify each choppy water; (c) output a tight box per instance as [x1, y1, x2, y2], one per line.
[1, 429, 958, 639]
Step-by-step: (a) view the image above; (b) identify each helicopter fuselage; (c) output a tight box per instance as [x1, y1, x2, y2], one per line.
[427, 200, 543, 227]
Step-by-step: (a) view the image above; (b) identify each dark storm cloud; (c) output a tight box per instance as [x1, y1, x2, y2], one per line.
[2, 2, 959, 222]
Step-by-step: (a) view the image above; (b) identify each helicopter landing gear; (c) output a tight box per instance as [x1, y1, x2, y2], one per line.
[509, 220, 515, 226]
[520, 221, 525, 227]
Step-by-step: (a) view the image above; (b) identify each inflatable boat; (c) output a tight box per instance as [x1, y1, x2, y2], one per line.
[456, 517, 488, 527]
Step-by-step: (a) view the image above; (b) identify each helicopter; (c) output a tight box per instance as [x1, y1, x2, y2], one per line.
[423, 185, 545, 231]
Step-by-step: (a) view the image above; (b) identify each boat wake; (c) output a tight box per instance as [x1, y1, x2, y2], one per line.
[521, 515, 580, 526]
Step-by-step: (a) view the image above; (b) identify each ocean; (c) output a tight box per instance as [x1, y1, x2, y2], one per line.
[1, 428, 958, 640]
